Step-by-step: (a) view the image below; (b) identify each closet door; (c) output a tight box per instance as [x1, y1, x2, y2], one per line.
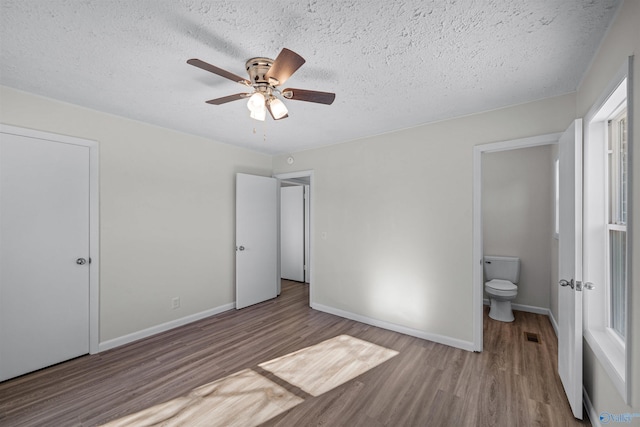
[0, 131, 90, 382]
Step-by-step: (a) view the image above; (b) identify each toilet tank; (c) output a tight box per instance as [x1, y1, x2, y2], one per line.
[484, 256, 520, 283]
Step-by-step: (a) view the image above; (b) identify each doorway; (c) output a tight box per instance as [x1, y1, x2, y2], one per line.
[472, 133, 561, 351]
[274, 170, 313, 304]
[280, 182, 309, 283]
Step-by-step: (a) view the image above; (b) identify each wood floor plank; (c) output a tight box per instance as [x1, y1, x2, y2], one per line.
[0, 281, 590, 426]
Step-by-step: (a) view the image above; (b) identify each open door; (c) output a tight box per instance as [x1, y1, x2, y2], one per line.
[557, 119, 583, 419]
[236, 173, 278, 309]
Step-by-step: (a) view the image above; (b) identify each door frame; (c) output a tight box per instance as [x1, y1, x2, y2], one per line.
[274, 170, 313, 304]
[472, 132, 562, 351]
[0, 124, 100, 354]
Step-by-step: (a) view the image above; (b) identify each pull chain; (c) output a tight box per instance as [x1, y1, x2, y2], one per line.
[251, 119, 268, 142]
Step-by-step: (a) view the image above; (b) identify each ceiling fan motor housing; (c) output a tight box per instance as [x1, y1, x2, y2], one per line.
[246, 57, 276, 87]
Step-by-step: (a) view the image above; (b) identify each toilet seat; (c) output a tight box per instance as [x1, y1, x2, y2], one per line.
[485, 279, 517, 297]
[486, 279, 517, 291]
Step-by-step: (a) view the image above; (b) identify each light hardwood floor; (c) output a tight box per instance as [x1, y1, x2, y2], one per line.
[0, 280, 590, 426]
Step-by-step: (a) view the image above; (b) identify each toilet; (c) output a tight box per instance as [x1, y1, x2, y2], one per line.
[484, 256, 520, 322]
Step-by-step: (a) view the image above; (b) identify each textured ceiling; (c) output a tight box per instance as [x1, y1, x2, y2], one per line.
[0, 0, 621, 155]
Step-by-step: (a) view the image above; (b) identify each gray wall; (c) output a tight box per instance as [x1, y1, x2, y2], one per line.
[274, 93, 575, 345]
[0, 86, 272, 342]
[482, 145, 554, 309]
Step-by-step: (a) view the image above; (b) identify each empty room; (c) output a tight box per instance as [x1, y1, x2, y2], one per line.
[0, 1, 638, 426]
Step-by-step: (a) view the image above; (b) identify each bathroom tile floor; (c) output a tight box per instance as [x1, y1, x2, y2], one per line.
[0, 282, 589, 426]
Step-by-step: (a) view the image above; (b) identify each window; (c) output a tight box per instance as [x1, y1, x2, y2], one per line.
[607, 109, 627, 340]
[583, 67, 630, 402]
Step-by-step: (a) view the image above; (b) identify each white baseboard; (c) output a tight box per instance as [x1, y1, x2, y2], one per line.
[511, 302, 549, 316]
[98, 302, 236, 352]
[583, 386, 601, 427]
[311, 303, 475, 352]
[483, 298, 550, 315]
[548, 310, 559, 338]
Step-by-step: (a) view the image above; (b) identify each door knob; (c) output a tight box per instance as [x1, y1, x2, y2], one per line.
[576, 281, 595, 291]
[237, 246, 245, 251]
[76, 258, 87, 265]
[559, 279, 574, 289]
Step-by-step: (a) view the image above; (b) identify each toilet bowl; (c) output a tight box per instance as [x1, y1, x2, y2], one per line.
[485, 279, 518, 322]
[483, 256, 520, 323]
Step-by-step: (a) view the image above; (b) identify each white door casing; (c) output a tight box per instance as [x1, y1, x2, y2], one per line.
[304, 184, 310, 283]
[235, 173, 278, 309]
[280, 186, 305, 282]
[471, 133, 563, 352]
[557, 119, 583, 419]
[0, 127, 97, 382]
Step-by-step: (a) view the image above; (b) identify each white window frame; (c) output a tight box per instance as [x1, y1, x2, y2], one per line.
[582, 57, 632, 404]
[605, 108, 627, 343]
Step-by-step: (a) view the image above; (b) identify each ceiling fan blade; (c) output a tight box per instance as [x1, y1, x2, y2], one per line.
[282, 88, 336, 105]
[205, 93, 250, 105]
[187, 59, 251, 85]
[264, 48, 305, 86]
[266, 103, 289, 120]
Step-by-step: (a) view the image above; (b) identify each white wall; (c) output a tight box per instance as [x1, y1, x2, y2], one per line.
[0, 86, 272, 343]
[576, 0, 640, 415]
[482, 145, 553, 309]
[274, 93, 575, 345]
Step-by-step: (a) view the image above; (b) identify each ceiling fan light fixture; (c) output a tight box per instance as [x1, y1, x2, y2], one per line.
[247, 92, 265, 111]
[249, 107, 266, 121]
[247, 92, 265, 112]
[247, 91, 267, 121]
[268, 97, 288, 119]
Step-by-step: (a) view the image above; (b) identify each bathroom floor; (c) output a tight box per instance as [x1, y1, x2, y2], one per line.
[482, 305, 591, 425]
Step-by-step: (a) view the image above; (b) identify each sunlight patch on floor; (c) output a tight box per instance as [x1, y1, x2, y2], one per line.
[259, 334, 399, 396]
[100, 369, 302, 427]
[101, 335, 398, 426]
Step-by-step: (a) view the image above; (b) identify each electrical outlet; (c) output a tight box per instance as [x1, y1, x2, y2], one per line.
[171, 297, 180, 310]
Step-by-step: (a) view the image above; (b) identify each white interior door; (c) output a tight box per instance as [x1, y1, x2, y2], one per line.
[280, 186, 305, 282]
[557, 119, 583, 419]
[0, 132, 90, 382]
[236, 173, 278, 309]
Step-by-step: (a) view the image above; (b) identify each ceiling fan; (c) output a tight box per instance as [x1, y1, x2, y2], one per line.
[187, 48, 335, 121]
